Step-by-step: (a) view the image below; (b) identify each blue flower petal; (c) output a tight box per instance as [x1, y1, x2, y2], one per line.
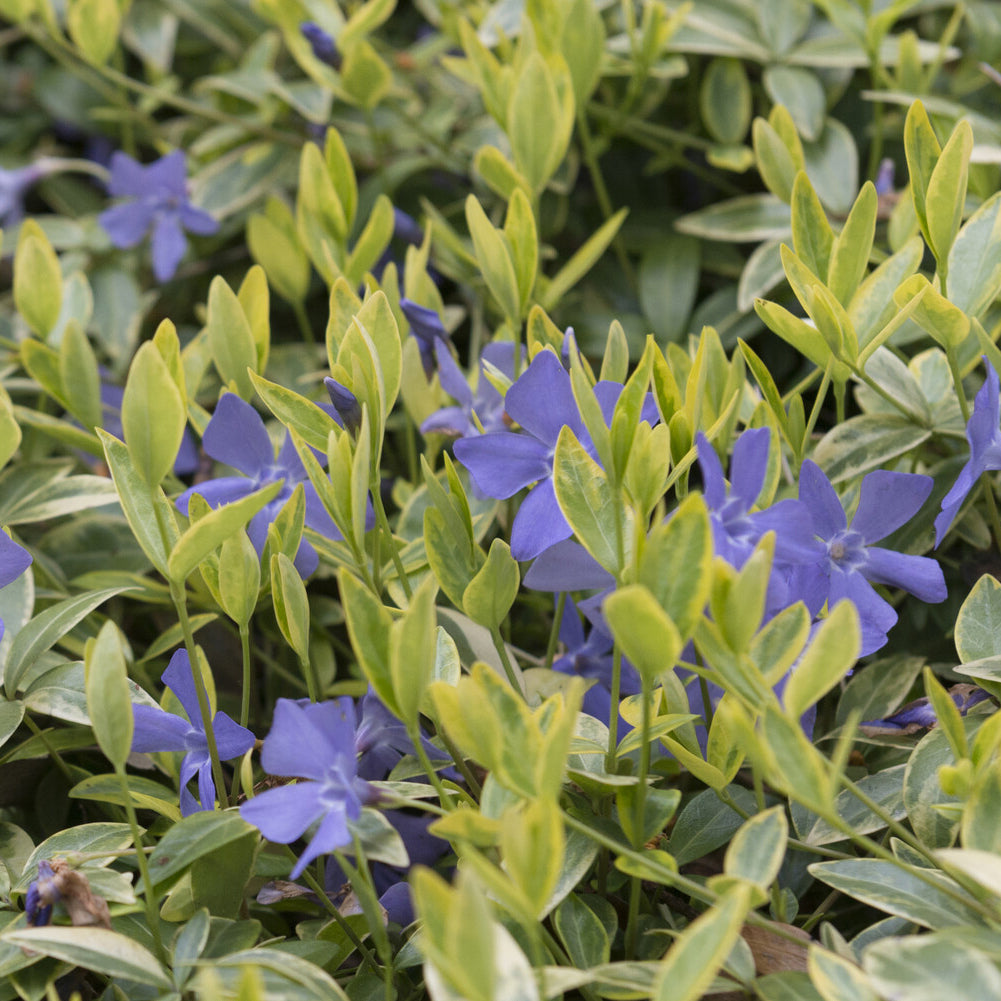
[510, 478, 572, 561]
[453, 432, 552, 498]
[203, 394, 275, 478]
[241, 781, 325, 843]
[852, 471, 932, 543]
[151, 212, 188, 282]
[131, 705, 192, 752]
[863, 547, 947, 603]
[504, 350, 581, 446]
[99, 201, 154, 248]
[798, 460, 847, 539]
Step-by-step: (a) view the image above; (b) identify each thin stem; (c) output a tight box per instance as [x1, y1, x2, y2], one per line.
[490, 624, 523, 694]
[22, 715, 75, 786]
[116, 764, 166, 964]
[946, 345, 970, 422]
[544, 592, 567, 671]
[605, 645, 623, 773]
[981, 478, 1001, 553]
[292, 299, 316, 345]
[437, 729, 483, 798]
[407, 721, 455, 812]
[624, 679, 654, 958]
[171, 583, 230, 810]
[300, 653, 320, 702]
[239, 622, 252, 729]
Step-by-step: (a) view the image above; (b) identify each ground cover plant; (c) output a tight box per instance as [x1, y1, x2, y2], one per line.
[2, 0, 1001, 999]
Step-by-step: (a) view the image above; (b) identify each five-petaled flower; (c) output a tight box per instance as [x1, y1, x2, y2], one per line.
[240, 697, 376, 879]
[131, 649, 255, 817]
[935, 360, 1001, 545]
[794, 460, 947, 656]
[98, 150, 218, 283]
[177, 393, 346, 577]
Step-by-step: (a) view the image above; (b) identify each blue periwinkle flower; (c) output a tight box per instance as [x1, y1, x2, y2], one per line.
[98, 151, 218, 283]
[0, 160, 54, 226]
[25, 860, 58, 927]
[794, 460, 947, 656]
[131, 649, 255, 817]
[421, 340, 517, 439]
[401, 298, 452, 379]
[0, 532, 31, 644]
[323, 378, 363, 436]
[240, 697, 376, 880]
[176, 393, 344, 577]
[935, 360, 1001, 544]
[301, 21, 341, 68]
[864, 685, 989, 732]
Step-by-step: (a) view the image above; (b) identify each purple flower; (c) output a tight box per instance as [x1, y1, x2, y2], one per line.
[324, 378, 362, 436]
[132, 650, 255, 817]
[794, 461, 947, 656]
[98, 151, 218, 283]
[696, 430, 823, 615]
[0, 160, 54, 225]
[240, 698, 376, 880]
[874, 158, 896, 197]
[25, 860, 58, 927]
[454, 350, 651, 561]
[421, 341, 517, 438]
[935, 361, 1001, 544]
[176, 393, 344, 577]
[863, 684, 990, 732]
[401, 299, 452, 378]
[555, 598, 641, 727]
[0, 532, 31, 644]
[301, 21, 340, 68]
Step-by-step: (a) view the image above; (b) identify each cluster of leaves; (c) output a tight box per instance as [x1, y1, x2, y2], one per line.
[2, 2, 1001, 1001]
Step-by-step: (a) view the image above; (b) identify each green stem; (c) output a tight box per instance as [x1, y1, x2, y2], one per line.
[300, 653, 319, 702]
[946, 345, 970, 422]
[981, 478, 1001, 553]
[171, 583, 231, 811]
[605, 645, 623, 773]
[292, 299, 316, 345]
[239, 622, 252, 729]
[22, 715, 75, 787]
[116, 764, 166, 964]
[624, 678, 654, 958]
[371, 485, 412, 599]
[437, 729, 483, 798]
[490, 624, 523, 695]
[544, 592, 567, 671]
[407, 721, 455, 812]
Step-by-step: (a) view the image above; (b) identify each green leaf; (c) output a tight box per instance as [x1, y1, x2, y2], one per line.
[66, 0, 120, 63]
[97, 428, 179, 576]
[507, 52, 572, 194]
[763, 65, 825, 140]
[218, 530, 261, 628]
[652, 885, 752, 1001]
[247, 200, 310, 305]
[903, 100, 942, 235]
[955, 574, 1001, 663]
[813, 415, 931, 482]
[500, 798, 564, 918]
[338, 569, 396, 716]
[894, 274, 970, 350]
[4, 586, 131, 698]
[462, 538, 519, 631]
[753, 118, 799, 203]
[168, 481, 281, 585]
[827, 182, 877, 305]
[604, 585, 682, 685]
[783, 601, 860, 719]
[803, 118, 858, 216]
[503, 188, 538, 316]
[864, 934, 1001, 1001]
[465, 194, 521, 325]
[669, 785, 757, 867]
[541, 208, 628, 311]
[346, 192, 395, 286]
[808, 945, 880, 1001]
[146, 810, 257, 892]
[0, 927, 170, 989]
[561, 0, 605, 104]
[14, 220, 62, 338]
[761, 706, 833, 814]
[271, 553, 310, 663]
[84, 621, 133, 769]
[552, 425, 631, 577]
[0, 700, 24, 751]
[639, 235, 701, 343]
[676, 194, 791, 242]
[948, 191, 1001, 318]
[58, 321, 101, 429]
[206, 275, 257, 399]
[554, 893, 610, 968]
[720, 805, 787, 895]
[926, 120, 973, 263]
[69, 773, 182, 822]
[122, 341, 186, 488]
[960, 760, 1001, 853]
[473, 145, 530, 202]
[341, 39, 391, 110]
[803, 765, 907, 846]
[808, 859, 985, 929]
[701, 58, 751, 145]
[389, 573, 438, 723]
